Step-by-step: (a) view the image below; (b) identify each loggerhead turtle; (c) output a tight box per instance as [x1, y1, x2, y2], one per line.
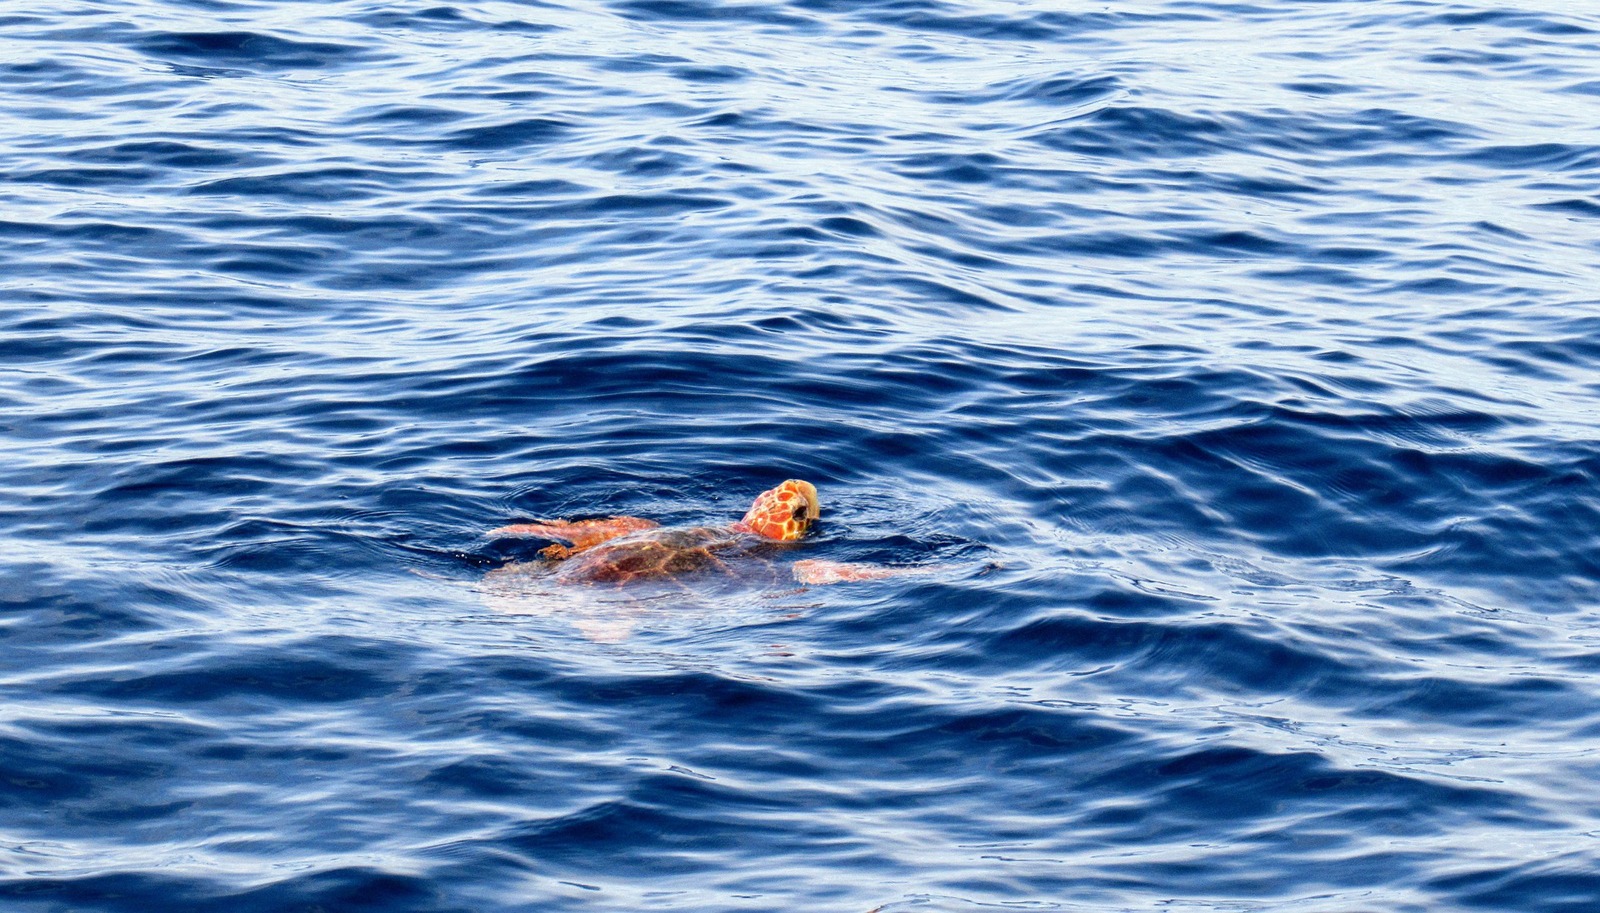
[487, 479, 918, 588]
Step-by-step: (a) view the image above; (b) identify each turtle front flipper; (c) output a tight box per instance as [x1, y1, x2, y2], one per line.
[792, 559, 939, 585]
[489, 517, 660, 557]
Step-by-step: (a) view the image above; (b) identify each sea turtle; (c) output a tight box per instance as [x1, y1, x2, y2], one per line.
[486, 479, 918, 588]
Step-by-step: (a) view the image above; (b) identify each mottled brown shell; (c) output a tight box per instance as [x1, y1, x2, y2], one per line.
[550, 526, 783, 586]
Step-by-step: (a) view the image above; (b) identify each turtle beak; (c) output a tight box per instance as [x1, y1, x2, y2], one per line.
[793, 480, 820, 521]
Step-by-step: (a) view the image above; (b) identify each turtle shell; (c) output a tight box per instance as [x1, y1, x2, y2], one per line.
[549, 525, 786, 586]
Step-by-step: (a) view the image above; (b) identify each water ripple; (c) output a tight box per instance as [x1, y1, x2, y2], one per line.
[4, 0, 1600, 911]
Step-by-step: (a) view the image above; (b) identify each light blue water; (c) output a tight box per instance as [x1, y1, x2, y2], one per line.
[3, 1, 1600, 911]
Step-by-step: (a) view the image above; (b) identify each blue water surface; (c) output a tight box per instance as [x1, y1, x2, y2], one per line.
[4, 1, 1600, 910]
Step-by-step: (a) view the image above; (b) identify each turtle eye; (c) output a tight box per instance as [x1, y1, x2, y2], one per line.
[790, 505, 807, 520]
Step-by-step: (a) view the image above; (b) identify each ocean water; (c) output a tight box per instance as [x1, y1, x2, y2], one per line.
[4, 0, 1600, 910]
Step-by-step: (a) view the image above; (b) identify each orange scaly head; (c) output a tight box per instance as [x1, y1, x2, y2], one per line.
[740, 479, 820, 541]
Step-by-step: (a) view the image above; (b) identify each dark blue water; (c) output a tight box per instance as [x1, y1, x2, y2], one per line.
[5, 1, 1600, 910]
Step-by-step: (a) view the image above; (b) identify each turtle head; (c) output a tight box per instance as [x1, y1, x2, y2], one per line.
[740, 479, 820, 541]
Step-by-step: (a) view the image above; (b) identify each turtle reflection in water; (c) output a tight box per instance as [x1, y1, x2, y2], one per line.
[481, 480, 932, 638]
